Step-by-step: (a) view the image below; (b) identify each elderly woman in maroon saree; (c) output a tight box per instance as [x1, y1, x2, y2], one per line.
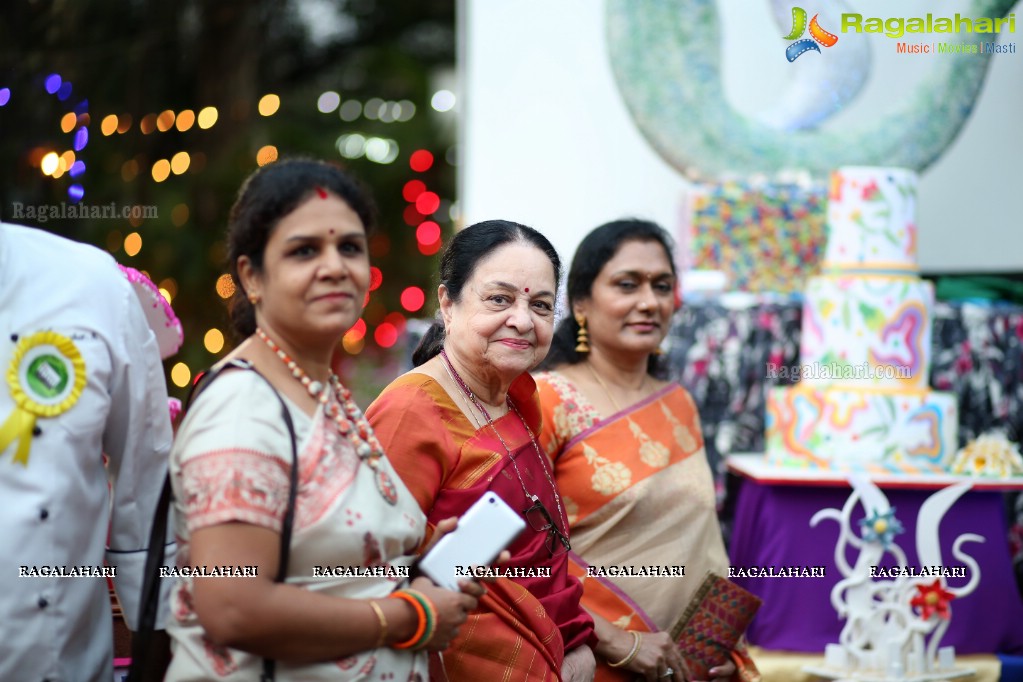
[367, 220, 595, 682]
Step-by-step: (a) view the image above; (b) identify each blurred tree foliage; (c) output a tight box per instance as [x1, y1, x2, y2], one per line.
[0, 0, 457, 401]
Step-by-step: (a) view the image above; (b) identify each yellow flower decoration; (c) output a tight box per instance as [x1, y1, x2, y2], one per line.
[1, 331, 86, 465]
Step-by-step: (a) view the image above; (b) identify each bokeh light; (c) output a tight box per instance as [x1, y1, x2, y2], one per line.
[170, 362, 191, 388]
[339, 100, 361, 121]
[215, 274, 236, 299]
[171, 151, 190, 175]
[317, 91, 340, 113]
[415, 191, 440, 215]
[409, 149, 434, 172]
[256, 145, 278, 166]
[402, 179, 426, 202]
[140, 114, 157, 134]
[40, 152, 59, 176]
[416, 221, 441, 245]
[431, 90, 456, 112]
[258, 93, 280, 116]
[73, 127, 89, 151]
[369, 266, 383, 291]
[347, 318, 367, 340]
[60, 112, 77, 133]
[100, 114, 118, 136]
[400, 286, 425, 312]
[159, 278, 178, 300]
[124, 232, 142, 257]
[197, 106, 218, 129]
[418, 238, 442, 256]
[204, 328, 225, 354]
[374, 322, 399, 348]
[151, 159, 171, 182]
[176, 109, 195, 131]
[156, 110, 176, 131]
[0, 88, 10, 107]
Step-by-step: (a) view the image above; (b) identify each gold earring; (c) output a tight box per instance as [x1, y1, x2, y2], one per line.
[574, 313, 589, 354]
[248, 292, 260, 305]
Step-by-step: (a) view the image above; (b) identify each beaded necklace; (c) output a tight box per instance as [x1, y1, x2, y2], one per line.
[439, 349, 567, 532]
[256, 327, 398, 505]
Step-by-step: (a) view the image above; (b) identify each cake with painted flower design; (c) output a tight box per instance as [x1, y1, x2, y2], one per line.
[765, 167, 959, 473]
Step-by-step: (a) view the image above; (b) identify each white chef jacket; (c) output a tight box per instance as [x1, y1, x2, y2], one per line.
[0, 222, 175, 682]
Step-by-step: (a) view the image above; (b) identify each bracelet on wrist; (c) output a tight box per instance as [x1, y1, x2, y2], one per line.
[607, 630, 642, 668]
[367, 600, 388, 649]
[403, 589, 438, 650]
[388, 590, 429, 650]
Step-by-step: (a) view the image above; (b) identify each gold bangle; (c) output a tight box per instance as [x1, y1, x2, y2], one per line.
[607, 630, 642, 668]
[368, 600, 388, 648]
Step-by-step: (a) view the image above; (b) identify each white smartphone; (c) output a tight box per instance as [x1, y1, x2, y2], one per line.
[417, 492, 526, 590]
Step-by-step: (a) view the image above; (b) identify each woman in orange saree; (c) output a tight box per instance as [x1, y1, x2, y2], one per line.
[535, 219, 759, 682]
[367, 220, 596, 682]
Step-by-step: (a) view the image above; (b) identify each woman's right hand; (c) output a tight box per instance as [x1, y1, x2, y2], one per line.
[408, 575, 481, 651]
[622, 630, 689, 681]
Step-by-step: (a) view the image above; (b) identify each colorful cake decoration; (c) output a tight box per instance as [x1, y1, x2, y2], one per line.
[950, 432, 1023, 477]
[910, 580, 956, 621]
[858, 507, 904, 549]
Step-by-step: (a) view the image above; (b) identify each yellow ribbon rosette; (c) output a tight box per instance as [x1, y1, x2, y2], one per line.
[1, 331, 86, 466]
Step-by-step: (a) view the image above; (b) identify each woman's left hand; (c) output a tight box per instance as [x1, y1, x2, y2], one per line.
[561, 644, 596, 682]
[692, 657, 735, 682]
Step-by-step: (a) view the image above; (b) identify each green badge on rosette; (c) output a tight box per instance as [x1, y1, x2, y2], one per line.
[1, 331, 86, 465]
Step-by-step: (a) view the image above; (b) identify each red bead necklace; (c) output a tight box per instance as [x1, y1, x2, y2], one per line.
[256, 327, 397, 505]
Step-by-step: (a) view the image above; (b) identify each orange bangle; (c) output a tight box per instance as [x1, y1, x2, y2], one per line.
[388, 590, 426, 649]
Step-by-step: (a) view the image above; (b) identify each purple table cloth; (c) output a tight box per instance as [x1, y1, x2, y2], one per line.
[729, 477, 1023, 654]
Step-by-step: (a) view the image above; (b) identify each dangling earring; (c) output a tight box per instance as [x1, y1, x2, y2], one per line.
[574, 313, 590, 354]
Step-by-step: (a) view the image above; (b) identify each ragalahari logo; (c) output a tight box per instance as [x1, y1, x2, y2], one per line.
[783, 7, 839, 61]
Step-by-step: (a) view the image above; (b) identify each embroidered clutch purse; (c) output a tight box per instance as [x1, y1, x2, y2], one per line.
[668, 572, 761, 679]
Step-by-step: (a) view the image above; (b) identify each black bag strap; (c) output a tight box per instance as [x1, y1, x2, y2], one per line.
[128, 359, 299, 682]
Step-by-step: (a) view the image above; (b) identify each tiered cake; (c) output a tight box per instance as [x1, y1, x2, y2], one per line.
[765, 167, 958, 473]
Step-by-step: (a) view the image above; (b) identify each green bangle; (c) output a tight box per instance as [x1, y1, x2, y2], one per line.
[403, 589, 437, 650]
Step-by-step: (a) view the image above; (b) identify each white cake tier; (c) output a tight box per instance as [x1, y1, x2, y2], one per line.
[765, 385, 959, 474]
[801, 274, 933, 389]
[823, 167, 918, 272]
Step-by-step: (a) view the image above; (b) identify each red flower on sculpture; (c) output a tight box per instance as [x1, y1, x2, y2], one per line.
[910, 580, 955, 620]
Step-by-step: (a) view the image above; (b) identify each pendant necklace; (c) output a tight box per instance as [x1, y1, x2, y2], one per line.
[256, 327, 398, 505]
[584, 360, 647, 414]
[439, 349, 567, 532]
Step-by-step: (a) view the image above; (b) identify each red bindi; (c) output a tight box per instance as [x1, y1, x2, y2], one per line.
[315, 186, 328, 199]
[524, 287, 530, 293]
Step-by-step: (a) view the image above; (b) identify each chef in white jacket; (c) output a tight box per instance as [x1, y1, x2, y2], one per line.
[0, 221, 174, 681]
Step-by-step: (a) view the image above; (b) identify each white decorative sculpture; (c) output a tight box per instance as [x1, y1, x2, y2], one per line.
[805, 477, 983, 681]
